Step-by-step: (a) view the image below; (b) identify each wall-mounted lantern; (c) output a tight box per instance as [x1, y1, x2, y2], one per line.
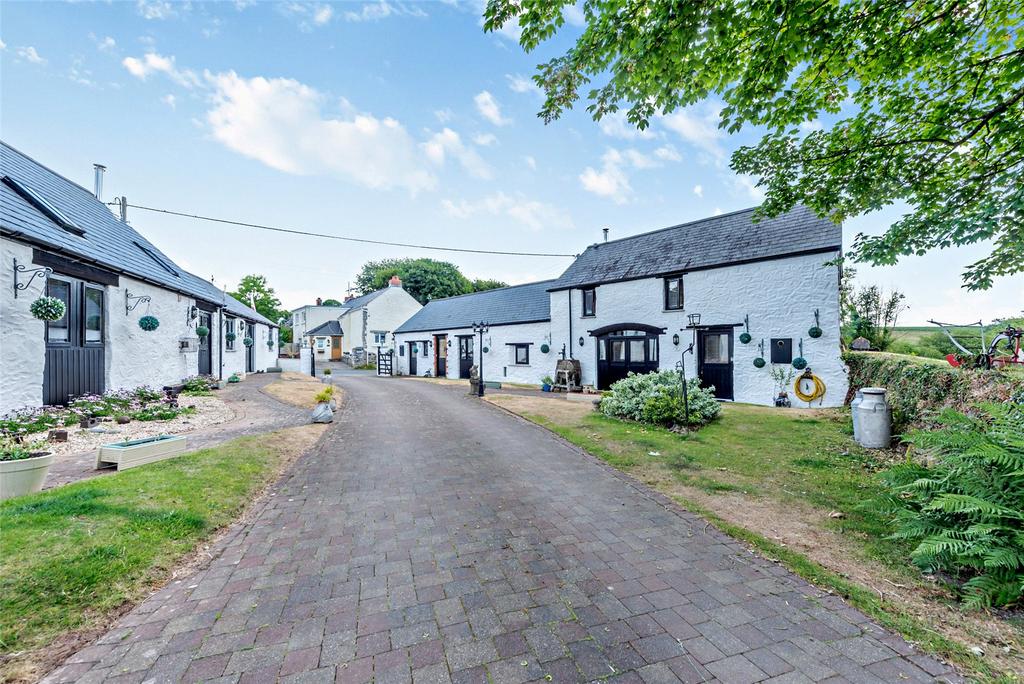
[687, 312, 701, 327]
[578, 336, 585, 347]
[672, 333, 680, 346]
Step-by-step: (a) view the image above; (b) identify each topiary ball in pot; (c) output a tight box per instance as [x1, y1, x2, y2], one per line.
[808, 326, 823, 339]
[30, 295, 67, 322]
[753, 357, 766, 368]
[739, 332, 752, 344]
[138, 315, 160, 332]
[792, 357, 807, 370]
[242, 337, 254, 347]
[195, 325, 210, 338]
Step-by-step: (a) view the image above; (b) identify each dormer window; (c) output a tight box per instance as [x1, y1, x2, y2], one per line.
[2, 175, 84, 236]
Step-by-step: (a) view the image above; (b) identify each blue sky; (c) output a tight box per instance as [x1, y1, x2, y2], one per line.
[2, 0, 1020, 325]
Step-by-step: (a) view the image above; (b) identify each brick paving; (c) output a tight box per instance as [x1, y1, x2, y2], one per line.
[44, 376, 961, 683]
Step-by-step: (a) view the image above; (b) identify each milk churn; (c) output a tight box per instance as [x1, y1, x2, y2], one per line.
[850, 389, 865, 442]
[856, 387, 891, 449]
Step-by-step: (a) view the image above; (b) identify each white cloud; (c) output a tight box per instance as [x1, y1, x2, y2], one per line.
[441, 192, 573, 231]
[562, 3, 586, 26]
[280, 2, 339, 29]
[654, 145, 681, 162]
[16, 46, 46, 65]
[92, 35, 117, 52]
[692, 184, 703, 198]
[313, 4, 334, 24]
[0, 39, 6, 51]
[136, 0, 182, 20]
[472, 132, 497, 146]
[622, 149, 658, 169]
[799, 119, 824, 133]
[598, 111, 655, 140]
[421, 128, 493, 179]
[434, 108, 453, 123]
[343, 1, 426, 22]
[161, 94, 176, 109]
[474, 90, 510, 126]
[579, 149, 633, 204]
[122, 52, 201, 88]
[730, 174, 765, 201]
[659, 104, 725, 160]
[524, 155, 536, 170]
[206, 71, 436, 193]
[506, 73, 541, 97]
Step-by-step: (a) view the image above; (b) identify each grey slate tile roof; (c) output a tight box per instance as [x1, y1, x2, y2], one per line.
[339, 287, 389, 312]
[551, 205, 841, 290]
[1, 141, 274, 327]
[394, 280, 554, 334]
[307, 320, 343, 336]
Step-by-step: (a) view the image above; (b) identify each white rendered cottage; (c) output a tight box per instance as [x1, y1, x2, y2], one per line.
[394, 206, 848, 407]
[0, 142, 277, 415]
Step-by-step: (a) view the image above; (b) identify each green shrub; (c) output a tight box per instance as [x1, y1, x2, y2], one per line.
[131, 404, 194, 422]
[601, 371, 720, 427]
[182, 376, 214, 395]
[873, 404, 1024, 608]
[844, 352, 1024, 432]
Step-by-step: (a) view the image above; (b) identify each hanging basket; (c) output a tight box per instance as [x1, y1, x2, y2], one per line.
[225, 332, 237, 342]
[792, 357, 808, 370]
[739, 332, 752, 344]
[195, 325, 210, 338]
[540, 343, 550, 353]
[29, 296, 66, 322]
[808, 326, 823, 339]
[266, 338, 274, 349]
[753, 357, 766, 368]
[242, 337, 254, 347]
[138, 315, 160, 332]
[482, 346, 489, 354]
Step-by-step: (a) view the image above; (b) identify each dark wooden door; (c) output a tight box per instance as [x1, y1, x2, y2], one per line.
[458, 336, 474, 379]
[697, 328, 734, 400]
[435, 335, 447, 377]
[408, 342, 418, 375]
[596, 329, 659, 390]
[245, 323, 255, 372]
[198, 311, 212, 376]
[44, 276, 105, 405]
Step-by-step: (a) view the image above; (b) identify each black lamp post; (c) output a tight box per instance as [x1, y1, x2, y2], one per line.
[677, 312, 701, 431]
[472, 321, 489, 397]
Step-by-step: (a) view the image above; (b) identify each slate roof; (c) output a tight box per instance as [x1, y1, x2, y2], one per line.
[394, 281, 554, 334]
[550, 205, 841, 290]
[339, 288, 389, 312]
[1, 141, 274, 327]
[307, 320, 343, 336]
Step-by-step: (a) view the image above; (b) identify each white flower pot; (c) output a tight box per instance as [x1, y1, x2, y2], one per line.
[0, 452, 53, 501]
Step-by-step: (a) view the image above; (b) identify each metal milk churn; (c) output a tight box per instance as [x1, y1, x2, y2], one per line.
[850, 389, 865, 442]
[856, 387, 891, 449]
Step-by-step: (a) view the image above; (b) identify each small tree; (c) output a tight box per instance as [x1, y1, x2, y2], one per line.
[841, 273, 907, 350]
[230, 275, 287, 324]
[354, 258, 477, 305]
[321, 298, 343, 307]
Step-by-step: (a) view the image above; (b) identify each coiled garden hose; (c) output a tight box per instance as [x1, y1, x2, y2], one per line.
[794, 369, 827, 404]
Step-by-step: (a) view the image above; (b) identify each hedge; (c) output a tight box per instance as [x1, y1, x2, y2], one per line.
[844, 352, 1024, 432]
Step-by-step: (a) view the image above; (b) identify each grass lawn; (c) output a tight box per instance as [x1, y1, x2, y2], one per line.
[0, 424, 326, 682]
[486, 396, 1023, 682]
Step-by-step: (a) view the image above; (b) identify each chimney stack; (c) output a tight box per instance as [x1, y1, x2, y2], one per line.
[389, 275, 403, 288]
[602, 227, 609, 242]
[316, 297, 322, 306]
[93, 164, 106, 200]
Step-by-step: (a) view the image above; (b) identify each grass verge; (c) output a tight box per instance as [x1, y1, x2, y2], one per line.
[485, 396, 1021, 682]
[0, 424, 327, 682]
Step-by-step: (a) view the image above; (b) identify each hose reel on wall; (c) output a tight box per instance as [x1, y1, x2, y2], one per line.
[793, 368, 827, 404]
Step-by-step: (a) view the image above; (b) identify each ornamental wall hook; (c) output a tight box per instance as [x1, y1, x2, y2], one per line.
[13, 257, 52, 298]
[125, 289, 152, 315]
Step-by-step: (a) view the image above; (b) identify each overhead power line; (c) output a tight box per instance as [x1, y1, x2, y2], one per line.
[118, 201, 577, 259]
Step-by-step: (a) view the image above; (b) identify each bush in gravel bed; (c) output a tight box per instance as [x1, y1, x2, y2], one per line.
[131, 403, 195, 422]
[181, 376, 215, 396]
[0, 407, 67, 437]
[600, 371, 720, 428]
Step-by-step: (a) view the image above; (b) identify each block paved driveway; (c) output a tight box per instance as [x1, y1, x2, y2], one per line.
[46, 377, 960, 684]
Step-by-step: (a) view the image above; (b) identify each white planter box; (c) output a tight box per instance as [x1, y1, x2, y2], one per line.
[0, 452, 53, 500]
[96, 435, 187, 471]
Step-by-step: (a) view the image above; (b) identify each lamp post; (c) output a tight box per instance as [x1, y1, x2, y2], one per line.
[472, 321, 489, 397]
[677, 313, 701, 431]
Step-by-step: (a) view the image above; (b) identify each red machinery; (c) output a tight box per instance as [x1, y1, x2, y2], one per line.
[930, 320, 1024, 369]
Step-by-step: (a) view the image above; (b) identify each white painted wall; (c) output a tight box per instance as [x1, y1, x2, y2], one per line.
[289, 305, 346, 344]
[218, 316, 277, 378]
[341, 286, 422, 353]
[551, 251, 848, 407]
[394, 320, 553, 385]
[1, 238, 47, 413]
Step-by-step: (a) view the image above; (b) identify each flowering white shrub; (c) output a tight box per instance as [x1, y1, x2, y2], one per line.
[600, 370, 721, 427]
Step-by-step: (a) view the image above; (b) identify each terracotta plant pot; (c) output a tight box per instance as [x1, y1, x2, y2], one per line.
[0, 452, 53, 500]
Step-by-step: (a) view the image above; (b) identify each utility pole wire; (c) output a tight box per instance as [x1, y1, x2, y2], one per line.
[118, 202, 578, 259]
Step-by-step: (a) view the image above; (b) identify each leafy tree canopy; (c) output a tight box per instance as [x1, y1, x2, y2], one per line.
[229, 274, 286, 324]
[320, 298, 343, 307]
[472, 278, 509, 292]
[355, 258, 478, 305]
[483, 0, 1024, 290]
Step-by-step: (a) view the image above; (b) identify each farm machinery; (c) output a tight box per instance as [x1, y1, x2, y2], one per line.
[928, 319, 1024, 369]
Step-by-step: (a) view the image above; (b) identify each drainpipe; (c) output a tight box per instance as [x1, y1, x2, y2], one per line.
[217, 307, 224, 380]
[567, 289, 574, 360]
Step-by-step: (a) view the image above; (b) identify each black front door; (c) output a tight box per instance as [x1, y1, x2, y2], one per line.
[43, 276, 106, 405]
[458, 336, 474, 379]
[245, 322, 255, 372]
[435, 335, 447, 377]
[408, 342, 418, 375]
[596, 329, 660, 390]
[198, 311, 212, 376]
[698, 327, 734, 400]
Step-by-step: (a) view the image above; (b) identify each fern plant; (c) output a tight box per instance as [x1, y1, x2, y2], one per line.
[874, 403, 1024, 608]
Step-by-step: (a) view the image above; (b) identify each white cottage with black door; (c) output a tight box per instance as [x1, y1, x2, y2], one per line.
[0, 142, 277, 415]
